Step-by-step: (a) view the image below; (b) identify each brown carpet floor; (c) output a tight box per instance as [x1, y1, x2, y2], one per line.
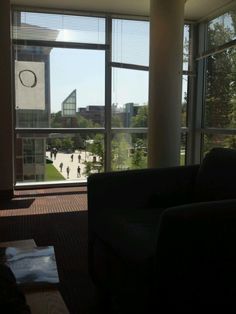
[0, 187, 99, 314]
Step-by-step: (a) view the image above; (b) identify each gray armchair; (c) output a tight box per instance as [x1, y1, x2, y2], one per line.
[88, 148, 236, 313]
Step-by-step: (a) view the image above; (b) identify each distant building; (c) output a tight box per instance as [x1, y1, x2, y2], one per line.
[62, 89, 77, 117]
[112, 102, 140, 127]
[61, 89, 78, 127]
[124, 103, 139, 127]
[78, 105, 104, 126]
[77, 102, 143, 128]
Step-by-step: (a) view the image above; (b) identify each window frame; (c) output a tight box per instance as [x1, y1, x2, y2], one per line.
[196, 6, 236, 162]
[12, 6, 193, 188]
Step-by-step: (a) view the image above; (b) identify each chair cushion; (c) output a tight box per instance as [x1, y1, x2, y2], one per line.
[194, 147, 236, 202]
[92, 208, 163, 263]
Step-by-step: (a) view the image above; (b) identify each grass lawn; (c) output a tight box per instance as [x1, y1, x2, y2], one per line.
[45, 164, 65, 181]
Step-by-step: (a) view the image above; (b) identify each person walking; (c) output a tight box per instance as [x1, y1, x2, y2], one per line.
[77, 165, 81, 178]
[59, 162, 63, 172]
[78, 154, 81, 163]
[66, 166, 70, 179]
[71, 154, 74, 162]
[53, 148, 57, 160]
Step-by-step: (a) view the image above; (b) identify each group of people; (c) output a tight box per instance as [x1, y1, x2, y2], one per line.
[50, 148, 58, 160]
[59, 160, 81, 179]
[59, 162, 69, 176]
[49, 150, 83, 179]
[70, 154, 81, 163]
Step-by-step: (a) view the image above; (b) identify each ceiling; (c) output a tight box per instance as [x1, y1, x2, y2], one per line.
[11, 0, 236, 21]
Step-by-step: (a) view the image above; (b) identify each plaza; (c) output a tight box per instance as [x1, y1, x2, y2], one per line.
[46, 150, 92, 181]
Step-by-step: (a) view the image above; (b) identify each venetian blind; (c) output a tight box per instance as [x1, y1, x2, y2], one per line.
[13, 11, 106, 44]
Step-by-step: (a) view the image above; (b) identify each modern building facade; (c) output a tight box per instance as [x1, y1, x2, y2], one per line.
[78, 105, 104, 126]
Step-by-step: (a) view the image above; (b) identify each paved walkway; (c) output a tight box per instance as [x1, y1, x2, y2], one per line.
[46, 151, 95, 181]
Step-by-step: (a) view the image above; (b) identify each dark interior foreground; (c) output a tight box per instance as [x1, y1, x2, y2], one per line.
[0, 187, 99, 314]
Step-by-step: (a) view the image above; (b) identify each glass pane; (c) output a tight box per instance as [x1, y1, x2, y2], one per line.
[112, 19, 149, 66]
[15, 132, 104, 183]
[13, 11, 106, 44]
[15, 46, 105, 128]
[183, 24, 190, 71]
[112, 68, 149, 127]
[181, 75, 189, 127]
[203, 133, 236, 156]
[207, 9, 236, 49]
[180, 133, 187, 165]
[204, 47, 236, 128]
[111, 132, 147, 171]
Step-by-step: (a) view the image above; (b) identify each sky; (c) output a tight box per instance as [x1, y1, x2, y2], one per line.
[50, 48, 149, 113]
[50, 48, 105, 112]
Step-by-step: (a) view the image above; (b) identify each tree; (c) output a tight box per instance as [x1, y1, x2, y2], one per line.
[111, 134, 130, 170]
[50, 111, 63, 128]
[50, 138, 62, 150]
[61, 138, 74, 152]
[131, 105, 148, 147]
[131, 138, 147, 169]
[89, 134, 104, 167]
[131, 105, 148, 128]
[112, 114, 123, 127]
[203, 15, 236, 153]
[76, 114, 96, 128]
[205, 22, 235, 128]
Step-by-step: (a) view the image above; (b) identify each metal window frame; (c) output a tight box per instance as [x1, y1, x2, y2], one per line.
[12, 5, 150, 21]
[104, 16, 112, 172]
[13, 7, 193, 188]
[13, 39, 108, 50]
[12, 8, 151, 188]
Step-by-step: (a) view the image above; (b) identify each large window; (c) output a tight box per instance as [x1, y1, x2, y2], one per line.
[13, 9, 191, 185]
[110, 18, 149, 171]
[199, 7, 236, 159]
[13, 10, 107, 184]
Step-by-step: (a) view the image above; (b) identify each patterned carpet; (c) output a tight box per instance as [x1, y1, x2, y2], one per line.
[0, 187, 98, 314]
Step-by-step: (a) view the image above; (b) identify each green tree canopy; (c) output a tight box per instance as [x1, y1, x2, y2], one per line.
[131, 105, 148, 128]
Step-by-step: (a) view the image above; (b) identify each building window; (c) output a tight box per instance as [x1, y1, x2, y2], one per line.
[13, 9, 191, 185]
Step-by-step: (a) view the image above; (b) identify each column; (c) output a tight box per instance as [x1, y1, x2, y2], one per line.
[148, 0, 185, 168]
[0, 0, 14, 198]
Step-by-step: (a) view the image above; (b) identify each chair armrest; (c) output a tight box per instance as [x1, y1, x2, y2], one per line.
[87, 164, 199, 214]
[157, 198, 236, 260]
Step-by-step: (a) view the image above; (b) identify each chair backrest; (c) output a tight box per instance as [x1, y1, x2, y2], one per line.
[194, 147, 236, 202]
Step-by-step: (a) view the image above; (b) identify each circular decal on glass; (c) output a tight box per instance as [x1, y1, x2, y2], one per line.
[19, 70, 37, 88]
